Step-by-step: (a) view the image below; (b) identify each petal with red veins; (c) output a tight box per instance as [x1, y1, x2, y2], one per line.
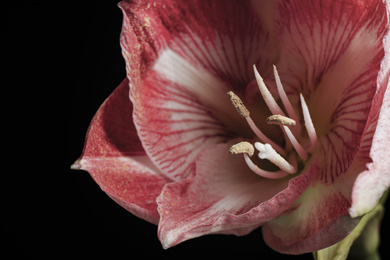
[73, 79, 170, 224]
[155, 0, 278, 89]
[131, 69, 231, 181]
[263, 192, 359, 255]
[274, 0, 387, 95]
[262, 86, 389, 253]
[119, 0, 278, 92]
[156, 141, 320, 249]
[349, 82, 390, 217]
[274, 0, 388, 184]
[262, 157, 363, 254]
[263, 31, 389, 252]
[348, 7, 390, 217]
[119, 0, 282, 181]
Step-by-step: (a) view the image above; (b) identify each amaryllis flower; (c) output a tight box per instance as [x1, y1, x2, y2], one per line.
[72, 0, 390, 255]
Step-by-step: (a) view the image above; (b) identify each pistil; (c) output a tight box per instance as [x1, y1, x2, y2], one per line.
[254, 142, 296, 173]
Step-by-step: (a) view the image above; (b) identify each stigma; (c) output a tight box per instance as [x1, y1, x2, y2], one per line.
[228, 65, 317, 179]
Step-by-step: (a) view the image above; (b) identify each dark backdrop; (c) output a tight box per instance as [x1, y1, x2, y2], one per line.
[2, 0, 388, 258]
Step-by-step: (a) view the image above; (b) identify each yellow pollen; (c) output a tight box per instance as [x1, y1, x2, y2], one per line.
[266, 115, 296, 126]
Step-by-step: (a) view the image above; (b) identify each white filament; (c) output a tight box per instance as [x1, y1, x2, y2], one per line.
[253, 65, 284, 116]
[300, 94, 318, 151]
[273, 65, 300, 126]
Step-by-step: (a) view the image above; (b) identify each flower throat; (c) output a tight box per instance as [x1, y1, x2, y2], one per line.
[228, 65, 318, 179]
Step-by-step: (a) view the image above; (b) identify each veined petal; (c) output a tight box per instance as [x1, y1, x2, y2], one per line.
[263, 82, 389, 253]
[72, 79, 170, 224]
[131, 69, 230, 181]
[262, 158, 361, 254]
[349, 4, 390, 216]
[349, 82, 390, 217]
[274, 0, 388, 184]
[119, 0, 283, 181]
[119, 0, 278, 93]
[157, 141, 320, 249]
[274, 0, 387, 95]
[160, 0, 278, 89]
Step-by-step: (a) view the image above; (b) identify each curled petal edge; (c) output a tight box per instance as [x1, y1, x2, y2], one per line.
[72, 79, 170, 224]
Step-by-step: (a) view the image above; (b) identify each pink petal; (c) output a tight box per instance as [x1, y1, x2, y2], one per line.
[156, 140, 320, 249]
[262, 82, 389, 254]
[262, 158, 362, 254]
[348, 2, 390, 217]
[118, 0, 283, 181]
[274, 0, 387, 94]
[119, 0, 300, 182]
[349, 71, 390, 217]
[262, 80, 389, 253]
[130, 70, 231, 181]
[73, 79, 170, 224]
[260, 1, 389, 252]
[274, 0, 388, 184]
[263, 194, 359, 254]
[120, 0, 278, 89]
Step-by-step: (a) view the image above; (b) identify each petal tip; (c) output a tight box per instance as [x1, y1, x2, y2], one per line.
[70, 159, 83, 170]
[348, 207, 360, 218]
[158, 229, 179, 250]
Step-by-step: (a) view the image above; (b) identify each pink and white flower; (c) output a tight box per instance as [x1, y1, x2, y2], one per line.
[72, 0, 390, 255]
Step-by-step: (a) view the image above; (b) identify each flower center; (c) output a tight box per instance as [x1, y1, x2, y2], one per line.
[228, 65, 317, 179]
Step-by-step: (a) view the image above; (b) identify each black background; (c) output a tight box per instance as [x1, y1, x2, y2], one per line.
[2, 0, 389, 258]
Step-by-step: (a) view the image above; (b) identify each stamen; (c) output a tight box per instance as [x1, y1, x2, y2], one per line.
[227, 91, 285, 155]
[283, 126, 308, 161]
[266, 115, 296, 126]
[300, 94, 317, 150]
[228, 66, 316, 180]
[253, 65, 284, 116]
[273, 65, 299, 123]
[254, 142, 296, 173]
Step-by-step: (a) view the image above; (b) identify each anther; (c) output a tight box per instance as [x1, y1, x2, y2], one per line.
[266, 115, 296, 126]
[227, 91, 249, 117]
[229, 142, 254, 157]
